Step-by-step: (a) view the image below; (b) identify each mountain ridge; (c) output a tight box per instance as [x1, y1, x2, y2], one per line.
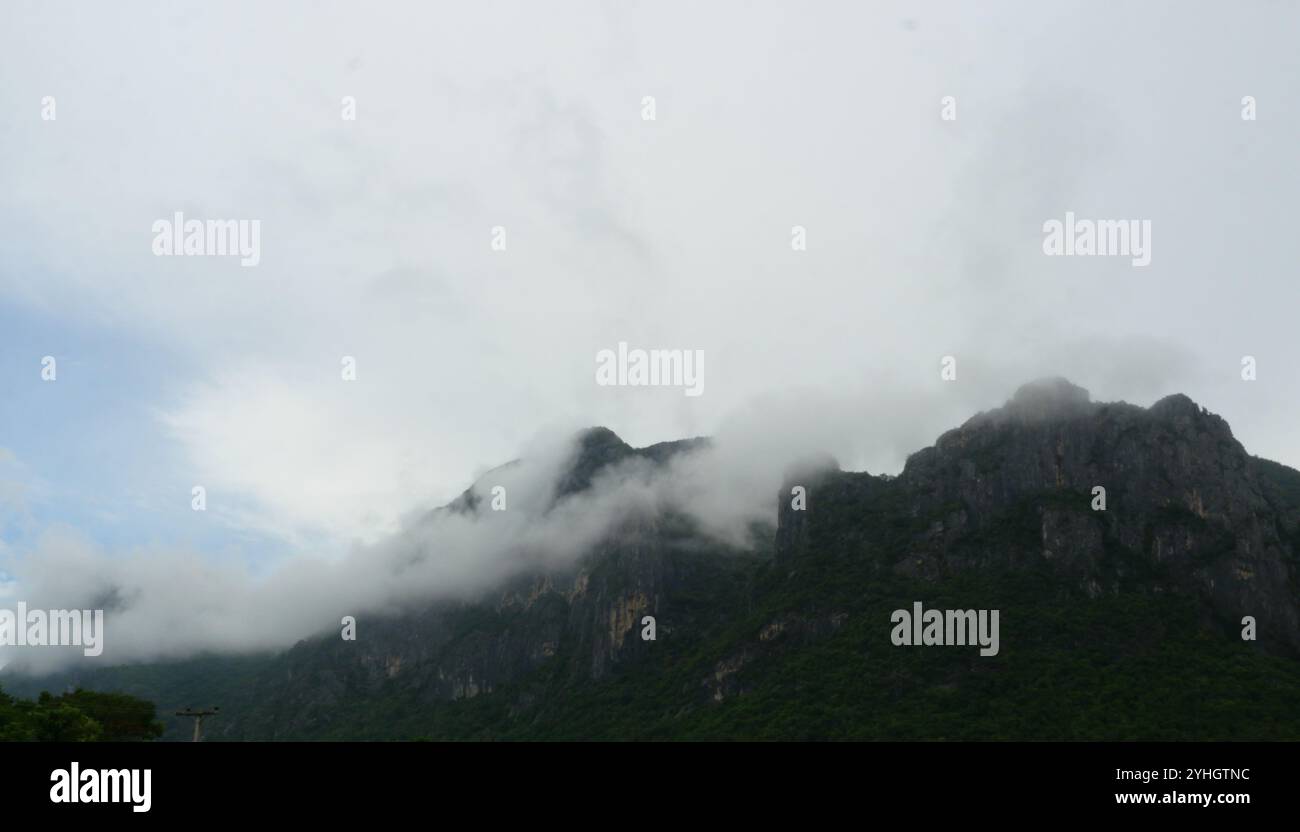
[6, 379, 1300, 740]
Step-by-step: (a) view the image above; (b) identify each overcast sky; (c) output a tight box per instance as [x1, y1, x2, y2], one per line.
[1, 1, 1298, 661]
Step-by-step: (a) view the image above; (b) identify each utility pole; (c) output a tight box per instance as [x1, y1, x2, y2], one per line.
[175, 706, 220, 742]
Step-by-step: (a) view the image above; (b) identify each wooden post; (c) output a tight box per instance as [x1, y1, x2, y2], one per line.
[175, 707, 220, 742]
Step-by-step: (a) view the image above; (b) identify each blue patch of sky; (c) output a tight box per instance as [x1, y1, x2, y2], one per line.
[0, 297, 292, 572]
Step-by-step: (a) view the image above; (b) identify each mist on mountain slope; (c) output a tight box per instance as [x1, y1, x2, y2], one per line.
[0, 377, 1246, 674]
[0, 386, 910, 673]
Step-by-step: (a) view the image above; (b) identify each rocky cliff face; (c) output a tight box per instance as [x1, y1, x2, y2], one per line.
[778, 378, 1300, 652]
[231, 382, 1299, 737]
[198, 428, 737, 738]
[11, 381, 1300, 740]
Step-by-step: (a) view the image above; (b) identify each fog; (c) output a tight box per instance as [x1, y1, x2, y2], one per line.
[1, 399, 911, 672]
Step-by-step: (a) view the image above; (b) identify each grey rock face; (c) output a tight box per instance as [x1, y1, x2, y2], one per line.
[777, 380, 1300, 652]
[21, 381, 1296, 740]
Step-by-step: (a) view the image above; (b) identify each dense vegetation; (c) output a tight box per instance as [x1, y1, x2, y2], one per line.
[0, 686, 164, 742]
[322, 554, 1300, 741]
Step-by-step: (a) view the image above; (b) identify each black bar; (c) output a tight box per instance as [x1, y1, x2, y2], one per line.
[3, 741, 1280, 819]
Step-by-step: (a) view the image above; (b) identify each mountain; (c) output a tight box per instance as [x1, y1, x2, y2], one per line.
[7, 379, 1300, 740]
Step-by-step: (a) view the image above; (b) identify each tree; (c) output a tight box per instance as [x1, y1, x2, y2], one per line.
[0, 685, 164, 742]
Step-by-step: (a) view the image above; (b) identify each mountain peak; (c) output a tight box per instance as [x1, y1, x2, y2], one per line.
[1005, 377, 1092, 417]
[553, 427, 636, 500]
[1148, 392, 1200, 419]
[575, 426, 630, 453]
